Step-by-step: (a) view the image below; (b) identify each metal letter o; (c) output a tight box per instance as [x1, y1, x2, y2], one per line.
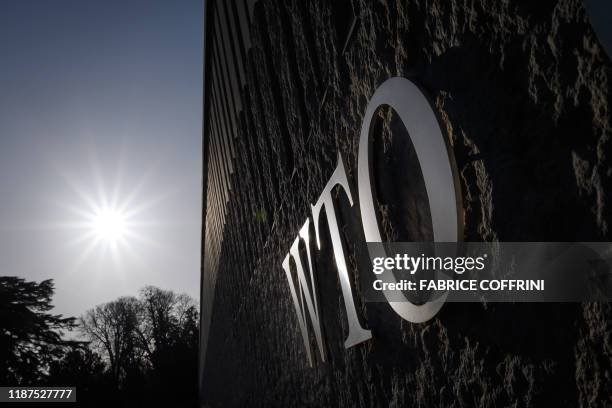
[357, 77, 463, 323]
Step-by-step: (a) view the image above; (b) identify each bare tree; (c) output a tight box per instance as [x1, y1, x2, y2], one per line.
[137, 287, 197, 362]
[80, 296, 141, 385]
[139, 287, 175, 355]
[78, 287, 199, 405]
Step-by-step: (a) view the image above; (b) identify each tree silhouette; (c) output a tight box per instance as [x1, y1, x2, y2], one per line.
[0, 278, 198, 406]
[80, 297, 143, 386]
[46, 346, 113, 406]
[0, 276, 81, 385]
[138, 286, 199, 406]
[138, 287, 197, 365]
[79, 287, 199, 406]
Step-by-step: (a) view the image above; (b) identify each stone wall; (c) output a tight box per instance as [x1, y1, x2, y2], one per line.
[201, 1, 611, 406]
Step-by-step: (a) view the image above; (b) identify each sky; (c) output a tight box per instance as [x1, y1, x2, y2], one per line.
[0, 0, 203, 318]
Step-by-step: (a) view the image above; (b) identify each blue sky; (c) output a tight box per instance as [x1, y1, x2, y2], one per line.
[0, 0, 203, 317]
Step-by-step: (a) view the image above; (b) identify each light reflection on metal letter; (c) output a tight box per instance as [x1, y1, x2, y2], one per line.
[282, 219, 326, 367]
[311, 154, 372, 349]
[283, 77, 462, 364]
[358, 77, 462, 323]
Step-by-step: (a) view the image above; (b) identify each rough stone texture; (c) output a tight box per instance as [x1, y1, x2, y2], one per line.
[202, 0, 611, 406]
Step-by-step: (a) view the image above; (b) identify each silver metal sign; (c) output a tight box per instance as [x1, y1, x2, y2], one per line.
[283, 77, 462, 364]
[358, 77, 462, 323]
[311, 154, 372, 348]
[282, 219, 325, 366]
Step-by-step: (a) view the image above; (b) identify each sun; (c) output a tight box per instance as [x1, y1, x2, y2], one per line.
[91, 208, 127, 242]
[47, 142, 168, 275]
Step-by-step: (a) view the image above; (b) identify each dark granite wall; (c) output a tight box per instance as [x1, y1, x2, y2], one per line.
[201, 1, 611, 406]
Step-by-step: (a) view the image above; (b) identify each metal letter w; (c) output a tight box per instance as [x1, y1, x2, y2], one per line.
[282, 219, 325, 366]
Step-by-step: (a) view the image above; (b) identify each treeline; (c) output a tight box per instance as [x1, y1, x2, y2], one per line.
[0, 276, 199, 407]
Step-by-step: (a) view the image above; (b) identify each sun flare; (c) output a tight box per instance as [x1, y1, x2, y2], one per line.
[50, 146, 167, 272]
[92, 209, 127, 242]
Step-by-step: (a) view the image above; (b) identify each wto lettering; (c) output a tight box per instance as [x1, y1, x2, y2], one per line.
[282, 77, 462, 365]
